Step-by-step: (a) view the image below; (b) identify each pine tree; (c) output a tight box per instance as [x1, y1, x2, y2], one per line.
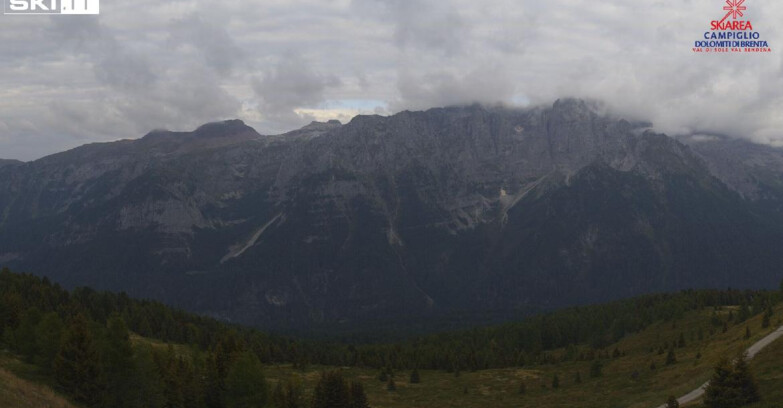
[704, 354, 760, 408]
[179, 356, 204, 408]
[744, 326, 751, 340]
[704, 358, 743, 407]
[518, 380, 526, 395]
[272, 381, 285, 408]
[53, 314, 102, 407]
[34, 312, 63, 370]
[574, 371, 582, 384]
[410, 368, 421, 384]
[312, 371, 350, 408]
[100, 316, 136, 408]
[272, 378, 304, 408]
[731, 354, 760, 404]
[762, 307, 772, 329]
[589, 360, 602, 378]
[387, 377, 396, 391]
[551, 374, 560, 389]
[348, 381, 370, 408]
[677, 333, 686, 348]
[224, 351, 268, 408]
[0, 291, 23, 338]
[666, 395, 680, 408]
[666, 348, 677, 365]
[132, 344, 166, 408]
[158, 346, 185, 408]
[205, 344, 229, 408]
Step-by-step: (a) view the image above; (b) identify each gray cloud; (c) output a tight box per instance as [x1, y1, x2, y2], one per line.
[253, 54, 342, 130]
[394, 64, 515, 111]
[353, 0, 470, 55]
[168, 13, 245, 75]
[0, 0, 782, 160]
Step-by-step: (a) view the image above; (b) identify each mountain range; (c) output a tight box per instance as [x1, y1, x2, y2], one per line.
[2, 99, 782, 334]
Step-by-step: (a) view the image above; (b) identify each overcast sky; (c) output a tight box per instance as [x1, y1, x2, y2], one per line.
[0, 0, 781, 160]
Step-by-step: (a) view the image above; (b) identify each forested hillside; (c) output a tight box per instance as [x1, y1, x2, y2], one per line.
[2, 268, 781, 407]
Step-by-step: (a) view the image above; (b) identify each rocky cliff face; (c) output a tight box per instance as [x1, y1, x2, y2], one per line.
[2, 99, 782, 334]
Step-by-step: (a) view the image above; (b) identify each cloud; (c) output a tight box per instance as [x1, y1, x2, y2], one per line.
[168, 13, 245, 75]
[0, 0, 782, 160]
[353, 0, 470, 55]
[394, 64, 515, 111]
[252, 54, 342, 130]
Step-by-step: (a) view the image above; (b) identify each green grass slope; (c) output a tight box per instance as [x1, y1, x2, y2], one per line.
[261, 305, 783, 408]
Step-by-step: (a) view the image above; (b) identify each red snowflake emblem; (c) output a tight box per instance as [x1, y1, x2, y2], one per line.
[721, 0, 746, 22]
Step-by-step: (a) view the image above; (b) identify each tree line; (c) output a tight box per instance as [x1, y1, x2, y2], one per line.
[0, 268, 370, 408]
[1, 267, 780, 407]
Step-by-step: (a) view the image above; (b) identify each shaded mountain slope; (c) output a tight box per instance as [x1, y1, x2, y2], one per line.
[1, 99, 782, 332]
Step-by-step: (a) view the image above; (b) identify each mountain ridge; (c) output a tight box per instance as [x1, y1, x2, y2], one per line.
[1, 99, 782, 333]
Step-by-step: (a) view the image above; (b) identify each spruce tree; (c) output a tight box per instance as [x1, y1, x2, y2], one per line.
[348, 381, 370, 408]
[410, 368, 421, 384]
[731, 355, 760, 404]
[704, 359, 737, 408]
[762, 307, 772, 329]
[224, 351, 269, 408]
[271, 382, 285, 408]
[704, 354, 760, 408]
[100, 316, 136, 408]
[132, 344, 166, 408]
[387, 377, 396, 391]
[312, 371, 350, 408]
[271, 378, 304, 408]
[34, 312, 63, 370]
[53, 314, 102, 407]
[589, 360, 602, 378]
[159, 346, 185, 408]
[205, 344, 228, 408]
[665, 348, 677, 365]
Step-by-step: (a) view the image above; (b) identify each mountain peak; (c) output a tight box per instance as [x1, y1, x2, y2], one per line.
[551, 98, 605, 116]
[0, 158, 23, 168]
[193, 119, 255, 138]
[302, 120, 342, 130]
